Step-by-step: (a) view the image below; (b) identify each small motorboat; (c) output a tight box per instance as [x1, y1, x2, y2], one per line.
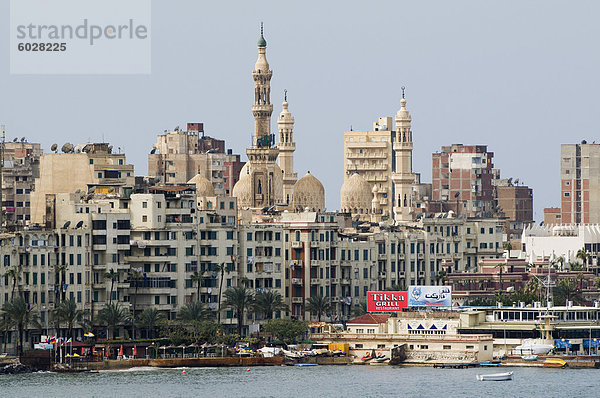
[361, 354, 373, 362]
[521, 355, 538, 361]
[543, 358, 567, 368]
[294, 363, 317, 367]
[373, 355, 389, 363]
[476, 372, 513, 381]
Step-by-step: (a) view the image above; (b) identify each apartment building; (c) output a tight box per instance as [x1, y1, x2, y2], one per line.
[560, 142, 600, 224]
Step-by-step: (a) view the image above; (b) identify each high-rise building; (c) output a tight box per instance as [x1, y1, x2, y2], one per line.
[560, 142, 600, 224]
[432, 144, 498, 217]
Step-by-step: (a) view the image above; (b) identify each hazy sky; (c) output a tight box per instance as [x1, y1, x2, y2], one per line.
[2, 0, 600, 221]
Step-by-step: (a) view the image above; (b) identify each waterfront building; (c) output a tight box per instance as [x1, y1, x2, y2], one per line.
[560, 142, 600, 224]
[147, 123, 244, 196]
[312, 311, 494, 363]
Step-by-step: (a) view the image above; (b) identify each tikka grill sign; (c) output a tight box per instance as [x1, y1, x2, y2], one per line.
[367, 291, 408, 312]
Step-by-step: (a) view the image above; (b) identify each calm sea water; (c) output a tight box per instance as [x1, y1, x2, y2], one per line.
[2, 365, 598, 398]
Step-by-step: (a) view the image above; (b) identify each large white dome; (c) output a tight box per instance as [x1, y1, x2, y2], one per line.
[293, 172, 325, 212]
[340, 173, 371, 214]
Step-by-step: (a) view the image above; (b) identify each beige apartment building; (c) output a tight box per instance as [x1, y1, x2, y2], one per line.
[1, 140, 43, 229]
[30, 143, 135, 225]
[147, 123, 244, 196]
[560, 142, 600, 224]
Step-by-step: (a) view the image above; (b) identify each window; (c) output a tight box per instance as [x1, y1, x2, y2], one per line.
[142, 202, 148, 208]
[142, 215, 147, 222]
[443, 345, 451, 350]
[564, 192, 570, 197]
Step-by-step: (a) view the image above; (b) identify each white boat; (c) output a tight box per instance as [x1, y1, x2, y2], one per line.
[476, 372, 513, 381]
[521, 355, 538, 361]
[373, 355, 389, 363]
[513, 340, 553, 355]
[282, 349, 303, 359]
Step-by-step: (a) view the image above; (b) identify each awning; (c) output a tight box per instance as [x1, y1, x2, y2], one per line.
[554, 339, 572, 349]
[583, 339, 600, 348]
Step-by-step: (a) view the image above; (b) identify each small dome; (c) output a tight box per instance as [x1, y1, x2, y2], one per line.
[340, 173, 372, 214]
[232, 174, 253, 208]
[293, 172, 325, 212]
[187, 174, 215, 197]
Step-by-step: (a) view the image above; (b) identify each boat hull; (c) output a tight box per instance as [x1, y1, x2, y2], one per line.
[476, 372, 513, 381]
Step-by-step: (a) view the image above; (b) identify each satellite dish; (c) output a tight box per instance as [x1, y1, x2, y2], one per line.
[150, 148, 156, 154]
[20, 137, 25, 142]
[514, 178, 519, 184]
[63, 221, 71, 229]
[75, 221, 83, 229]
[108, 145, 113, 153]
[50, 143, 58, 152]
[12, 138, 17, 142]
[82, 144, 92, 153]
[61, 143, 74, 153]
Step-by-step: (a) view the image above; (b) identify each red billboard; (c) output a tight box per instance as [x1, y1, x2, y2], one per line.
[367, 291, 408, 312]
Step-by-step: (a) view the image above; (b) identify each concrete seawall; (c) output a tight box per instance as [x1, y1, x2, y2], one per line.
[90, 356, 284, 370]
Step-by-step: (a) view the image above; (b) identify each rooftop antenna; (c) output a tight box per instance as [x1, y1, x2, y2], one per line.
[401, 86, 406, 99]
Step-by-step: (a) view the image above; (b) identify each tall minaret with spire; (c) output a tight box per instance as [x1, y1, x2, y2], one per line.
[239, 23, 282, 208]
[278, 90, 297, 204]
[392, 87, 416, 222]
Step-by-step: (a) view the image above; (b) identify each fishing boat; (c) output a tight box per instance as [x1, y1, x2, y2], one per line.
[476, 372, 513, 381]
[543, 358, 567, 368]
[521, 355, 538, 361]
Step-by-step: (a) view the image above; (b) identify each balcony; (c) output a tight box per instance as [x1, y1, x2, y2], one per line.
[330, 278, 340, 284]
[291, 278, 303, 285]
[291, 297, 303, 304]
[330, 260, 339, 266]
[310, 260, 320, 266]
[290, 260, 303, 267]
[341, 278, 351, 285]
[310, 278, 321, 285]
[291, 241, 302, 249]
[377, 254, 386, 260]
[310, 241, 319, 247]
[378, 272, 387, 279]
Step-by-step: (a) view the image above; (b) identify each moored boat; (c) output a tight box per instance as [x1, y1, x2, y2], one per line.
[521, 355, 538, 361]
[476, 372, 513, 381]
[543, 358, 567, 368]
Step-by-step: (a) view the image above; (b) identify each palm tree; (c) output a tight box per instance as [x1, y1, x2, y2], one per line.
[252, 290, 287, 320]
[1, 297, 32, 356]
[137, 307, 165, 339]
[128, 268, 143, 338]
[53, 263, 68, 303]
[53, 299, 85, 341]
[5, 266, 22, 300]
[223, 287, 254, 336]
[215, 263, 229, 323]
[178, 301, 212, 323]
[103, 269, 118, 305]
[97, 303, 128, 340]
[576, 248, 590, 270]
[305, 295, 332, 322]
[554, 278, 582, 305]
[190, 271, 205, 302]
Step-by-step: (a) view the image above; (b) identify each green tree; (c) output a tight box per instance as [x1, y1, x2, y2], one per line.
[190, 271, 205, 303]
[97, 303, 128, 340]
[128, 268, 143, 339]
[53, 263, 68, 303]
[5, 267, 23, 300]
[137, 307, 166, 339]
[103, 269, 118, 305]
[262, 319, 308, 343]
[223, 286, 254, 336]
[554, 278, 582, 305]
[253, 290, 287, 320]
[53, 298, 85, 341]
[576, 248, 590, 269]
[178, 301, 212, 323]
[215, 263, 230, 323]
[1, 297, 32, 356]
[305, 295, 331, 322]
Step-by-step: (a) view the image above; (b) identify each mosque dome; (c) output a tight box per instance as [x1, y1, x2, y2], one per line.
[292, 172, 325, 212]
[232, 173, 253, 208]
[257, 34, 267, 47]
[187, 174, 215, 197]
[340, 173, 372, 214]
[395, 98, 411, 121]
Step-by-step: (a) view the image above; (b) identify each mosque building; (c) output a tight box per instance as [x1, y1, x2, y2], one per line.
[231, 25, 325, 213]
